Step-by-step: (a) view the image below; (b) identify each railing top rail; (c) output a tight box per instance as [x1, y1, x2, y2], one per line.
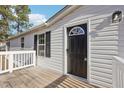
[113, 56, 124, 65]
[0, 50, 35, 55]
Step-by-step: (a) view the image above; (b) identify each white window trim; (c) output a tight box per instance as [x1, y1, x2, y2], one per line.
[64, 19, 91, 83]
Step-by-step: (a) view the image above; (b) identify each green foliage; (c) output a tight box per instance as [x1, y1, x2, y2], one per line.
[13, 5, 32, 32]
[0, 6, 14, 32]
[0, 5, 32, 41]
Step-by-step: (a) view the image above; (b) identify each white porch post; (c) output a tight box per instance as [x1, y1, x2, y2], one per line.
[9, 53, 13, 73]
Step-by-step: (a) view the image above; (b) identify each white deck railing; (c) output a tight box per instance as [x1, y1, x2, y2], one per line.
[0, 51, 36, 74]
[113, 56, 124, 88]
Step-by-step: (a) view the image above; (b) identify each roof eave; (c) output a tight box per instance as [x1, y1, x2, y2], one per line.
[7, 5, 81, 41]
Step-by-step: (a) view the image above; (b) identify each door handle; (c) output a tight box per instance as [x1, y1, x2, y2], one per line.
[66, 49, 69, 52]
[84, 58, 87, 61]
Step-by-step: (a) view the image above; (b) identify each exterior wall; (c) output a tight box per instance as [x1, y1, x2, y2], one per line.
[24, 34, 34, 49]
[9, 5, 124, 87]
[61, 5, 123, 88]
[10, 38, 20, 48]
[34, 27, 64, 73]
[9, 34, 34, 50]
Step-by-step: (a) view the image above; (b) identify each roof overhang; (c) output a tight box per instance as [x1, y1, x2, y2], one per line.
[7, 5, 81, 41]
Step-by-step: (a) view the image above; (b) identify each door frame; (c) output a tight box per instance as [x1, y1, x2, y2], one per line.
[64, 19, 91, 82]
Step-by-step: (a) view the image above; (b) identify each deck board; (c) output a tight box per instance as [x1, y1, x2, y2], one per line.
[0, 67, 96, 88]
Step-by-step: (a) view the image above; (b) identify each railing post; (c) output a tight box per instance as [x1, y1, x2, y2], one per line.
[9, 53, 13, 73]
[33, 51, 36, 66]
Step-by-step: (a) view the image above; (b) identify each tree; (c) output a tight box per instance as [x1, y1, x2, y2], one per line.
[13, 5, 32, 33]
[0, 5, 15, 41]
[0, 5, 32, 41]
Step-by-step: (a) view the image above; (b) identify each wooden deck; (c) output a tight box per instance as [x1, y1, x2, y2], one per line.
[0, 67, 95, 88]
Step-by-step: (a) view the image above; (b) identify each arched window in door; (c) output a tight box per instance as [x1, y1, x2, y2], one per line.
[69, 26, 85, 36]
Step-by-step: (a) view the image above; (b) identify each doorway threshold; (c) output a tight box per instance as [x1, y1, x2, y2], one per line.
[66, 74, 88, 83]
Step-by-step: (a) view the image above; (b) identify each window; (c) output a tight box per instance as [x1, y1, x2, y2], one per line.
[21, 37, 24, 48]
[38, 31, 51, 57]
[38, 34, 45, 56]
[69, 26, 85, 36]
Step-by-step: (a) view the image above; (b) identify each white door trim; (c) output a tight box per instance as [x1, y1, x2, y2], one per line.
[63, 19, 91, 83]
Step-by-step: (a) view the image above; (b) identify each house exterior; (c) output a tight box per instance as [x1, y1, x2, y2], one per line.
[7, 5, 124, 88]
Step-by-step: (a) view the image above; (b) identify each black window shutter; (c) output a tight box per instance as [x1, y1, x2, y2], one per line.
[21, 37, 24, 48]
[46, 31, 51, 57]
[34, 35, 37, 55]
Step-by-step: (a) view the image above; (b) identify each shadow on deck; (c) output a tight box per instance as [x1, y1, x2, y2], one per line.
[45, 75, 96, 88]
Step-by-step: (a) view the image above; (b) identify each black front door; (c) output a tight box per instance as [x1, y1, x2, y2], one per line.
[67, 23, 87, 78]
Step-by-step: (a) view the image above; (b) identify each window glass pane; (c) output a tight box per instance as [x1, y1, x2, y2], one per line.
[21, 43, 24, 48]
[38, 45, 44, 56]
[39, 34, 44, 44]
[21, 37, 24, 42]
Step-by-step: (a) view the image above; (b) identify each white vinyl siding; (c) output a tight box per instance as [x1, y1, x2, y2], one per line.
[62, 6, 121, 88]
[50, 29, 64, 72]
[36, 28, 64, 73]
[9, 34, 34, 50]
[90, 17, 119, 87]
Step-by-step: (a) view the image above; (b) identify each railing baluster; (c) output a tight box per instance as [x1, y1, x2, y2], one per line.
[13, 54, 15, 67]
[15, 54, 17, 67]
[30, 53, 32, 64]
[19, 54, 20, 66]
[28, 53, 30, 65]
[19, 53, 21, 67]
[30, 53, 31, 64]
[2, 55, 4, 70]
[16, 54, 17, 67]
[33, 51, 36, 66]
[4, 55, 6, 70]
[27, 53, 28, 65]
[31, 53, 33, 64]
[21, 54, 24, 66]
[24, 53, 25, 66]
[0, 51, 36, 74]
[21, 54, 22, 66]
[9, 53, 13, 73]
[25, 53, 27, 66]
[17, 54, 19, 67]
[0, 55, 2, 71]
[27, 54, 29, 65]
